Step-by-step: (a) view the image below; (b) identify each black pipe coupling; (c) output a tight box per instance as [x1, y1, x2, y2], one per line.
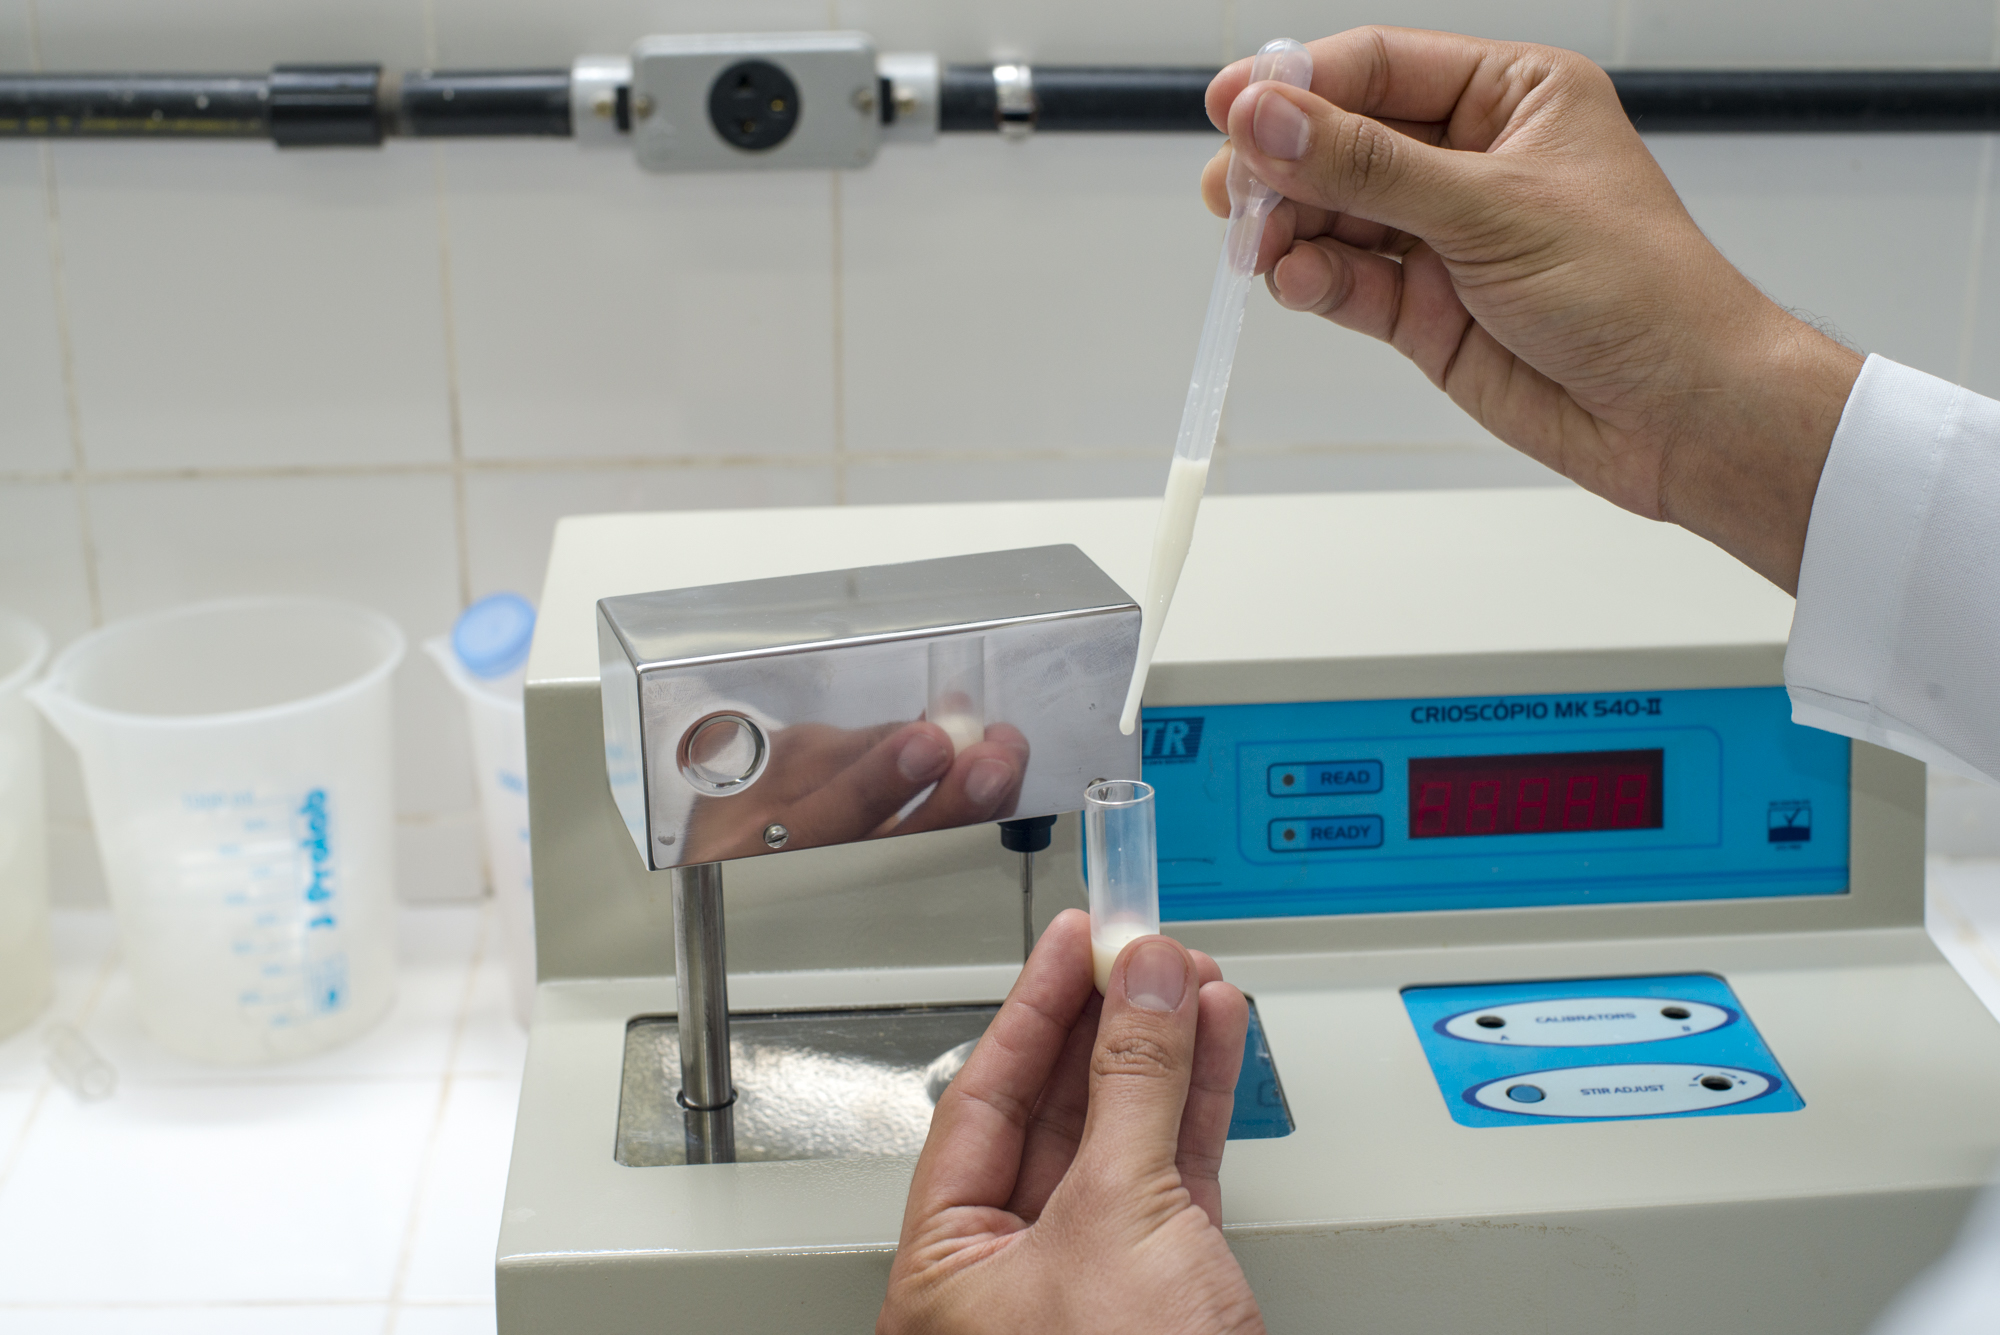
[268, 64, 382, 147]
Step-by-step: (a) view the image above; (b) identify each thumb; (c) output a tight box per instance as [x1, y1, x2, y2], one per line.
[1224, 80, 1492, 240]
[1070, 936, 1198, 1189]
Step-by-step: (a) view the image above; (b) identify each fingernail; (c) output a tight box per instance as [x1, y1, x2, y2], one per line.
[965, 757, 1012, 807]
[897, 730, 950, 783]
[1253, 89, 1309, 161]
[1123, 939, 1188, 1012]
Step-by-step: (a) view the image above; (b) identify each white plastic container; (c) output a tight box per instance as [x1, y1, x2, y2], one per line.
[31, 598, 404, 1064]
[0, 611, 52, 1041]
[425, 592, 536, 1025]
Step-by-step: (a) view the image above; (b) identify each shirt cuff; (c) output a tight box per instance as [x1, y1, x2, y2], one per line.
[1785, 353, 2000, 784]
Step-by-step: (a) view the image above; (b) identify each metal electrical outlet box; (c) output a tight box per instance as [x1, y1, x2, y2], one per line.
[630, 32, 881, 172]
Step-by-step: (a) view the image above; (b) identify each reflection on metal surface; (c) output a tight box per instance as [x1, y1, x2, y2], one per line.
[617, 1006, 997, 1166]
[615, 1000, 1294, 1167]
[597, 546, 1141, 871]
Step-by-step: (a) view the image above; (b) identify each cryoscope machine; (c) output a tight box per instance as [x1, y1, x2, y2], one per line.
[498, 489, 2000, 1335]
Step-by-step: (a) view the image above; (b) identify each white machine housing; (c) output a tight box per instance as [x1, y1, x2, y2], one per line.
[500, 490, 2000, 1334]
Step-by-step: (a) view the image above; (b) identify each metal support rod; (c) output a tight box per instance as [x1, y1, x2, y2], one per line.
[672, 861, 735, 1164]
[1021, 850, 1035, 962]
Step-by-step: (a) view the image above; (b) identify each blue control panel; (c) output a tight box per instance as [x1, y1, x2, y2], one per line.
[1140, 686, 1849, 921]
[1403, 974, 1803, 1127]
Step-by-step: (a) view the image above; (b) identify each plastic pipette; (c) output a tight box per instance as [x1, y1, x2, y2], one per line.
[1119, 38, 1314, 736]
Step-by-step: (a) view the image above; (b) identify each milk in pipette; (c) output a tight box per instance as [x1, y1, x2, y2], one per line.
[1116, 37, 1312, 737]
[1119, 455, 1209, 735]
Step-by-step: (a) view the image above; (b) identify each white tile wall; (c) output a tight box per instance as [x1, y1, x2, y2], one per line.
[1623, 0, 1994, 67]
[1226, 297, 1497, 453]
[1236, 0, 1618, 62]
[53, 143, 452, 474]
[844, 452, 1167, 504]
[842, 136, 1221, 460]
[32, 0, 431, 71]
[432, 0, 837, 68]
[464, 464, 836, 604]
[0, 481, 92, 645]
[837, 0, 1227, 63]
[1646, 135, 1987, 377]
[8, 0, 2000, 912]
[440, 143, 837, 465]
[0, 147, 70, 479]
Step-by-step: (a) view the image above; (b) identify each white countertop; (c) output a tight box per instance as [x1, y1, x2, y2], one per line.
[3, 868, 1999, 1334]
[0, 903, 525, 1335]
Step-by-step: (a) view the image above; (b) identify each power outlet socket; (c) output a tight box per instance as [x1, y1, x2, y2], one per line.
[630, 32, 880, 172]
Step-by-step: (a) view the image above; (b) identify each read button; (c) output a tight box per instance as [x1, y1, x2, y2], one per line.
[1269, 760, 1383, 797]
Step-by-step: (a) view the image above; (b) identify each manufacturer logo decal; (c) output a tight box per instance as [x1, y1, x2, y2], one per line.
[1141, 717, 1204, 764]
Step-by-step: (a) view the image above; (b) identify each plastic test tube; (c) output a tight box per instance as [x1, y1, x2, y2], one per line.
[1085, 779, 1160, 992]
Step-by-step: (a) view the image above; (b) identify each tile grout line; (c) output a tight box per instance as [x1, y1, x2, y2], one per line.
[432, 144, 474, 609]
[1955, 135, 1994, 389]
[1611, 0, 1635, 67]
[830, 170, 849, 505]
[29, 0, 105, 629]
[381, 900, 494, 1335]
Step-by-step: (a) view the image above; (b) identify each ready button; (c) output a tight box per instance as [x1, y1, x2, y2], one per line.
[1269, 760, 1383, 796]
[1270, 814, 1384, 853]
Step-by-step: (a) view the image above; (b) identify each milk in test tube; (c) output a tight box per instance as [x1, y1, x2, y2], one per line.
[1085, 780, 1160, 992]
[32, 599, 404, 1064]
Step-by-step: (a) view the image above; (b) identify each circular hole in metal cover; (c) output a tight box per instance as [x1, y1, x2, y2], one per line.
[679, 713, 767, 795]
[709, 60, 800, 151]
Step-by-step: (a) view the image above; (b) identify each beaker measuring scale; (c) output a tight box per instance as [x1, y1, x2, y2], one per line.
[33, 598, 404, 1064]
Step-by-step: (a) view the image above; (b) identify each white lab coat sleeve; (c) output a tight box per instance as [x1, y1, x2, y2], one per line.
[1785, 353, 2000, 786]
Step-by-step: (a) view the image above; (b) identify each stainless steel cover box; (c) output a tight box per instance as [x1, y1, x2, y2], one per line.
[597, 543, 1141, 870]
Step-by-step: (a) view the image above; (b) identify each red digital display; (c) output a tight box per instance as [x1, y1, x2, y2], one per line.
[1407, 749, 1663, 839]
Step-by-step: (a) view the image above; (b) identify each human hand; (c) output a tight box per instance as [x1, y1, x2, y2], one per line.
[1201, 27, 1864, 593]
[879, 910, 1261, 1335]
[686, 718, 1028, 861]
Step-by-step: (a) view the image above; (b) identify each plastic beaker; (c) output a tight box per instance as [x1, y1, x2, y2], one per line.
[0, 611, 52, 1041]
[424, 591, 536, 1026]
[1084, 779, 1159, 992]
[31, 598, 404, 1064]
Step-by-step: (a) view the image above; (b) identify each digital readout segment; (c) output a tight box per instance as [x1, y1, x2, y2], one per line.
[1408, 749, 1664, 839]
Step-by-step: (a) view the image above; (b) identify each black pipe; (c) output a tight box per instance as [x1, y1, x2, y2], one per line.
[11, 65, 2000, 142]
[940, 65, 2000, 135]
[938, 64, 998, 132]
[1611, 69, 2000, 132]
[401, 69, 570, 137]
[941, 64, 1217, 132]
[1034, 67, 1217, 132]
[0, 73, 268, 137]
